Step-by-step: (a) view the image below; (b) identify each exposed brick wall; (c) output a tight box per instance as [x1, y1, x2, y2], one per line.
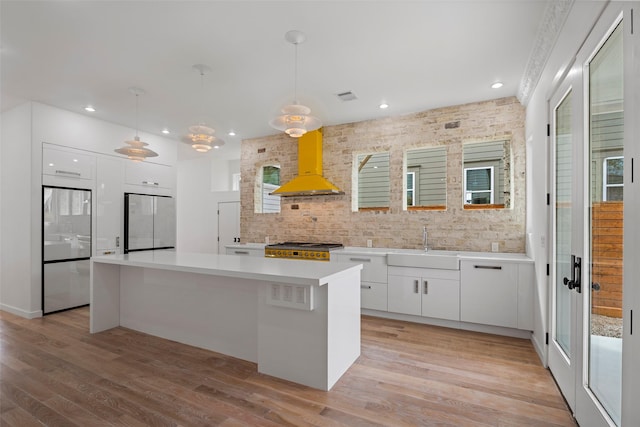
[240, 97, 526, 252]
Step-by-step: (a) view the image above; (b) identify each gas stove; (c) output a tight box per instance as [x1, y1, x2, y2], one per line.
[265, 242, 343, 261]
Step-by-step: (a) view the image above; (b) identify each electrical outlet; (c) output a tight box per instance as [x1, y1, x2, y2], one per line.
[491, 242, 499, 252]
[367, 239, 373, 248]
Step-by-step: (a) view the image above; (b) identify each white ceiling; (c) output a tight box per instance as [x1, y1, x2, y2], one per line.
[1, 1, 552, 160]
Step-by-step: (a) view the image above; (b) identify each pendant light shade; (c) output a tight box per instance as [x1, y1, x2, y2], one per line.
[114, 87, 158, 162]
[185, 64, 224, 152]
[269, 30, 321, 138]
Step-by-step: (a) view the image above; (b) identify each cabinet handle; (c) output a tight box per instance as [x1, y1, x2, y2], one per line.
[350, 257, 371, 262]
[55, 170, 81, 177]
[102, 250, 115, 255]
[234, 251, 249, 255]
[414, 279, 419, 293]
[423, 280, 428, 294]
[361, 285, 372, 289]
[142, 181, 159, 186]
[474, 265, 502, 270]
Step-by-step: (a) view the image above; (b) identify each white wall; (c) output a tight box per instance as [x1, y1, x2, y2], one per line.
[525, 2, 608, 363]
[0, 103, 36, 317]
[0, 101, 178, 317]
[177, 155, 239, 253]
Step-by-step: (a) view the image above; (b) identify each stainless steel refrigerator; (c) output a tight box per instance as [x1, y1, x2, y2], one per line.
[124, 193, 175, 253]
[42, 186, 92, 314]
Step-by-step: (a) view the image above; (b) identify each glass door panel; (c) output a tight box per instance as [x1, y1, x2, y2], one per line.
[587, 21, 623, 426]
[555, 89, 573, 358]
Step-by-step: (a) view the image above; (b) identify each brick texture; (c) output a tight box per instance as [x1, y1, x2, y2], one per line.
[240, 97, 526, 252]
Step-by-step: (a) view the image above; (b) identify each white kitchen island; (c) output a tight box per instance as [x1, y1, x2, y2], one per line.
[90, 251, 362, 391]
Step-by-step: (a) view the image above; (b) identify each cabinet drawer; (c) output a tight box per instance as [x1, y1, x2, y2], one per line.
[460, 260, 518, 328]
[43, 147, 94, 180]
[360, 281, 387, 311]
[335, 254, 387, 283]
[125, 162, 174, 189]
[226, 247, 264, 257]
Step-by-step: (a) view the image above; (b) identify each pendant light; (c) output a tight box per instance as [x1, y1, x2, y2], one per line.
[269, 30, 321, 138]
[114, 87, 158, 162]
[186, 64, 224, 153]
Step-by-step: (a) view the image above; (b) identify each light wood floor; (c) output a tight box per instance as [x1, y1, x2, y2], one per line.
[0, 307, 576, 426]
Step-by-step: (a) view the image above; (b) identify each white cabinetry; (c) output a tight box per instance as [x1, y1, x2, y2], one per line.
[124, 161, 174, 194]
[43, 146, 95, 182]
[95, 157, 123, 255]
[460, 259, 533, 330]
[334, 252, 388, 311]
[388, 266, 460, 321]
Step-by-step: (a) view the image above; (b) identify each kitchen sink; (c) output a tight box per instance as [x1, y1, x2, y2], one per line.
[387, 250, 460, 270]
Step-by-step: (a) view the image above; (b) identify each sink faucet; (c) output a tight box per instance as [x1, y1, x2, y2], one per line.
[422, 226, 428, 252]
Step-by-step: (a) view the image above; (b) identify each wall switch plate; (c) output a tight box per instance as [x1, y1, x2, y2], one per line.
[366, 239, 373, 248]
[491, 242, 499, 252]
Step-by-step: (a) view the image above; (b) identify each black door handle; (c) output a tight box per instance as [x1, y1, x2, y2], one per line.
[592, 282, 601, 291]
[562, 255, 582, 293]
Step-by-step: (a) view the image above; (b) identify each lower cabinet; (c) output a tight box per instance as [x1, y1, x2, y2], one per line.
[334, 253, 388, 311]
[460, 259, 533, 330]
[359, 281, 388, 311]
[388, 267, 460, 321]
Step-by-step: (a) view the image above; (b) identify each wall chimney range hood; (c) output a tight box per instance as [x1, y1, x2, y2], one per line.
[270, 129, 344, 197]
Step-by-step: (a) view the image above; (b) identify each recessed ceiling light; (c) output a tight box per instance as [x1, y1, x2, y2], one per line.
[161, 129, 170, 134]
[73, 159, 78, 162]
[84, 105, 96, 112]
[48, 163, 54, 167]
[228, 131, 236, 136]
[491, 82, 503, 89]
[379, 103, 389, 109]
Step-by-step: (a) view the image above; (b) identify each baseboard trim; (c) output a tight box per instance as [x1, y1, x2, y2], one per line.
[361, 309, 532, 340]
[0, 303, 42, 319]
[531, 333, 547, 367]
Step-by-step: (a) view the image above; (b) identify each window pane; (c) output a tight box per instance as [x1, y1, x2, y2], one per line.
[466, 169, 491, 191]
[606, 158, 623, 185]
[606, 187, 623, 201]
[470, 192, 491, 204]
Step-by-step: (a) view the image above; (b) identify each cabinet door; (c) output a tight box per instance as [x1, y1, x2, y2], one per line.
[96, 158, 123, 252]
[360, 281, 388, 311]
[125, 161, 174, 190]
[460, 261, 518, 328]
[421, 277, 460, 321]
[387, 275, 421, 316]
[43, 147, 94, 180]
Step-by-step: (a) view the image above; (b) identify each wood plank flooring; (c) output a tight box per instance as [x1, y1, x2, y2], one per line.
[0, 308, 576, 426]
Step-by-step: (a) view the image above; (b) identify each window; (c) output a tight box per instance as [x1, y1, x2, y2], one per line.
[464, 166, 494, 204]
[261, 165, 280, 213]
[603, 156, 623, 201]
[406, 171, 416, 207]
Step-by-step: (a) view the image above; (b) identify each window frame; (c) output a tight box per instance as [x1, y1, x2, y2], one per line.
[602, 156, 623, 201]
[463, 166, 494, 205]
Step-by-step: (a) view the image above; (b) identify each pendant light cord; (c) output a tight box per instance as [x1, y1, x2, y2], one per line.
[134, 93, 139, 138]
[293, 41, 299, 105]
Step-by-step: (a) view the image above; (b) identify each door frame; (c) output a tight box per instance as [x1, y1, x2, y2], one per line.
[547, 3, 633, 425]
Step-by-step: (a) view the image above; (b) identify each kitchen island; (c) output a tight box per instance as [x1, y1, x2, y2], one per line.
[90, 251, 362, 391]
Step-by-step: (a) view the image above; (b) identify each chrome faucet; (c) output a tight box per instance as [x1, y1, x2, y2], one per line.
[422, 226, 428, 252]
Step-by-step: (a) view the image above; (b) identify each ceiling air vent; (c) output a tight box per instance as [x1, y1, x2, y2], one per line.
[336, 91, 357, 102]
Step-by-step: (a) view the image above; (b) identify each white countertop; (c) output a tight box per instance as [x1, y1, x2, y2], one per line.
[335, 247, 533, 263]
[91, 250, 362, 286]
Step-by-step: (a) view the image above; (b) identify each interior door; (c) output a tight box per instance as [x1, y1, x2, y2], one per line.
[549, 4, 631, 426]
[218, 201, 240, 253]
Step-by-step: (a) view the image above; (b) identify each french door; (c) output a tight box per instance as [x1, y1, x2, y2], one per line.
[549, 3, 636, 426]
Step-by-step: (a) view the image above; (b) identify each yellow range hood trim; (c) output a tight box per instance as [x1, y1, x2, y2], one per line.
[271, 129, 344, 197]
